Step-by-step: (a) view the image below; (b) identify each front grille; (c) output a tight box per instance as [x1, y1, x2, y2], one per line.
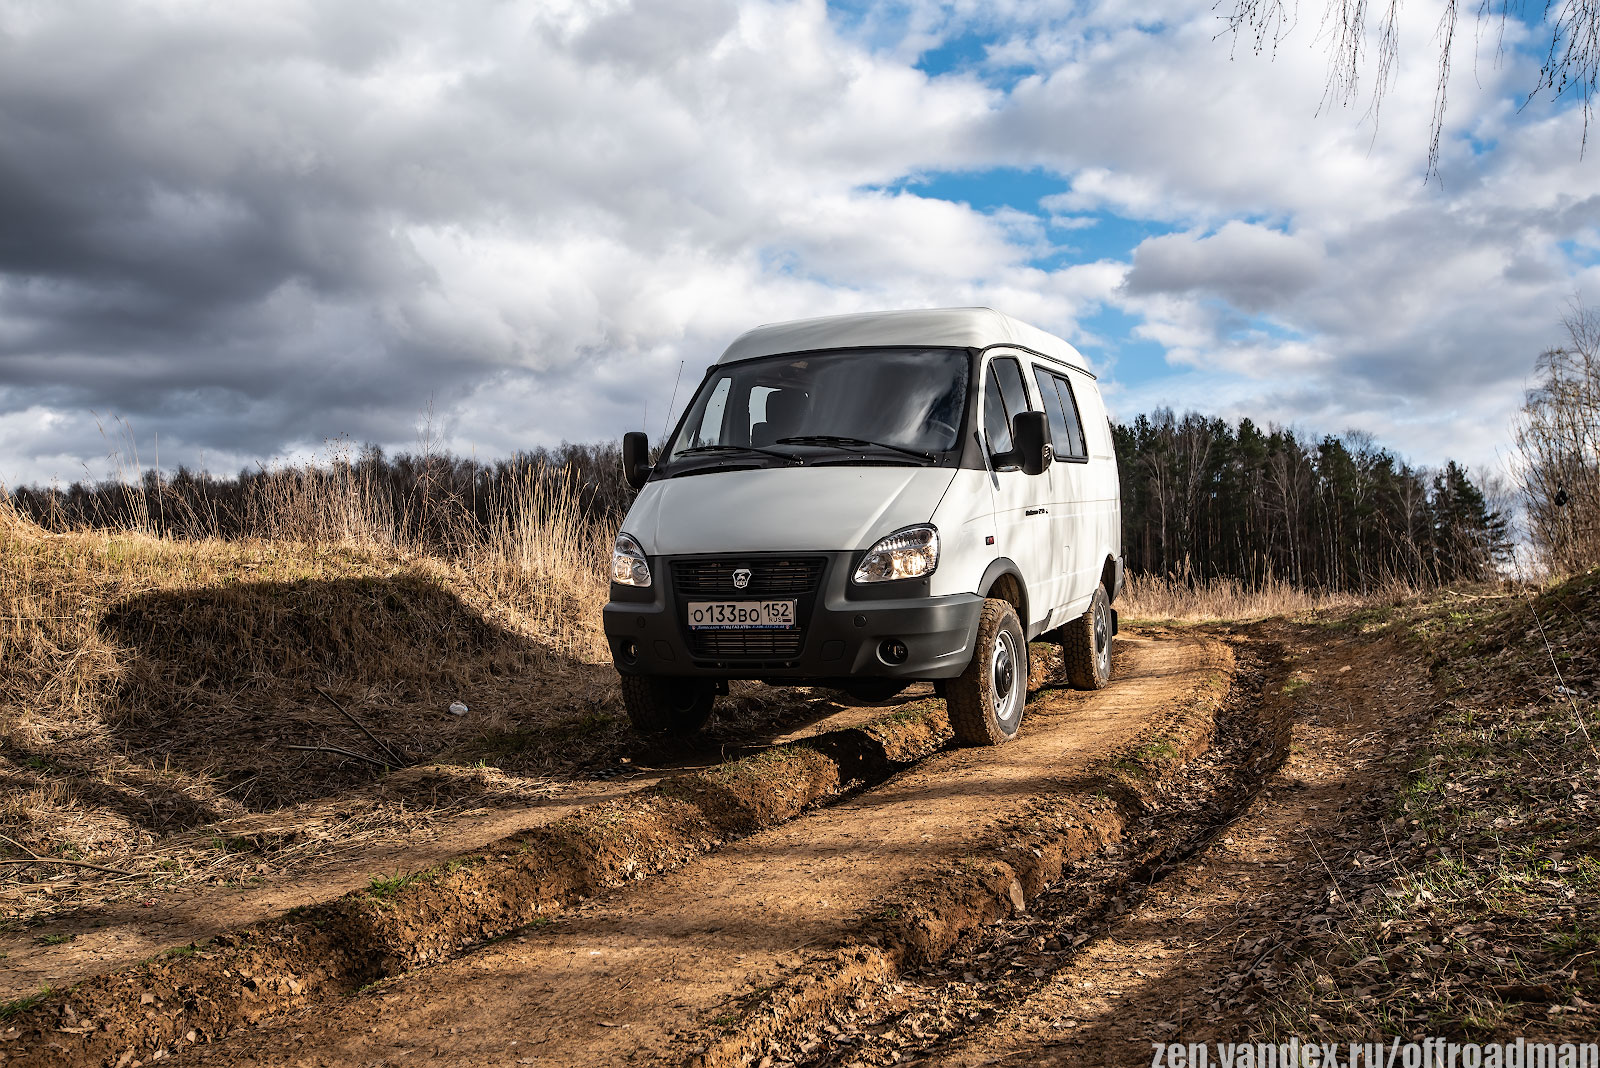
[671, 555, 826, 662]
[670, 557, 826, 597]
[688, 630, 805, 659]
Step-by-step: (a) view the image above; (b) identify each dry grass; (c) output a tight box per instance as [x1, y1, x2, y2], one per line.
[1118, 571, 1416, 622]
[0, 470, 619, 925]
[1265, 569, 1600, 1038]
[170, 460, 617, 663]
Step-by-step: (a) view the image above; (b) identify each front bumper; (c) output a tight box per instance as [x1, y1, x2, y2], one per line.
[603, 551, 984, 681]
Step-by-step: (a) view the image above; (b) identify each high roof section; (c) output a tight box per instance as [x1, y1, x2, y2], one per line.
[716, 307, 1090, 374]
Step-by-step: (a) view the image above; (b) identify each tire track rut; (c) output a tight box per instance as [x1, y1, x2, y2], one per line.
[158, 633, 1232, 1068]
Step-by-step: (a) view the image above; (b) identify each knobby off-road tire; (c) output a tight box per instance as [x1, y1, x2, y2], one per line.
[618, 675, 716, 735]
[1063, 585, 1114, 690]
[946, 598, 1028, 746]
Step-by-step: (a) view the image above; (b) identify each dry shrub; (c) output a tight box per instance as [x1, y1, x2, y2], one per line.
[1119, 571, 1414, 621]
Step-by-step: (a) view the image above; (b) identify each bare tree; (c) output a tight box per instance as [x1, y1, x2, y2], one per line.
[1513, 303, 1600, 574]
[1220, 0, 1600, 173]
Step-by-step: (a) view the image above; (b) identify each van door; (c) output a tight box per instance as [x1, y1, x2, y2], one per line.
[1031, 364, 1094, 621]
[980, 354, 1052, 633]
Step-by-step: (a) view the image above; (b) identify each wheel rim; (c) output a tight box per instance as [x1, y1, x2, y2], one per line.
[990, 629, 1024, 729]
[1094, 598, 1112, 678]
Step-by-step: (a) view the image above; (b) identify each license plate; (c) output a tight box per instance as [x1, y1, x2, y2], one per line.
[687, 600, 797, 629]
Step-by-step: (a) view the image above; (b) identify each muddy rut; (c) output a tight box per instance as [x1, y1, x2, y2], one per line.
[78, 632, 1229, 1068]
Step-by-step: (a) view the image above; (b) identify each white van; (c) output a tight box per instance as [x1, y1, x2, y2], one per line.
[603, 307, 1123, 746]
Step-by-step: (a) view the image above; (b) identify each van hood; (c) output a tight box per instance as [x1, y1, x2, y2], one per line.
[625, 466, 958, 556]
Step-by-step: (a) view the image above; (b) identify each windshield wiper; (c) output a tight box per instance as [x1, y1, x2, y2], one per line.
[678, 444, 803, 465]
[775, 435, 935, 462]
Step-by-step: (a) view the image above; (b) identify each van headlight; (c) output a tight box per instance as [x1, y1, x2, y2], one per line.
[611, 533, 652, 587]
[853, 526, 939, 583]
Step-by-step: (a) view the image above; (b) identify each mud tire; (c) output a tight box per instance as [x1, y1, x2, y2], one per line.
[946, 598, 1028, 746]
[618, 675, 716, 735]
[1063, 586, 1114, 690]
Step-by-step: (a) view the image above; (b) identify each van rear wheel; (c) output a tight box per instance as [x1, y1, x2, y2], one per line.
[946, 599, 1027, 746]
[619, 675, 716, 735]
[1063, 587, 1114, 690]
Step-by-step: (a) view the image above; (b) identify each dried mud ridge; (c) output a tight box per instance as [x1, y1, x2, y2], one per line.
[678, 637, 1287, 1068]
[1, 704, 953, 1068]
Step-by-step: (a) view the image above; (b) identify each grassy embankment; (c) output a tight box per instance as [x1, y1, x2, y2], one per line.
[0, 471, 614, 924]
[1261, 569, 1600, 1038]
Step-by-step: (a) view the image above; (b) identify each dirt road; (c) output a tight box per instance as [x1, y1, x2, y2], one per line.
[922, 628, 1424, 1066]
[2, 682, 858, 1003]
[0, 779, 664, 1004]
[135, 633, 1230, 1067]
[762, 623, 1433, 1068]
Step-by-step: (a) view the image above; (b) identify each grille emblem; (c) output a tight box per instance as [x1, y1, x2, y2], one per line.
[732, 568, 752, 590]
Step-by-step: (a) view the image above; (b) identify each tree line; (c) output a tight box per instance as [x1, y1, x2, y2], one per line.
[1112, 412, 1510, 590]
[7, 441, 632, 548]
[10, 413, 1517, 591]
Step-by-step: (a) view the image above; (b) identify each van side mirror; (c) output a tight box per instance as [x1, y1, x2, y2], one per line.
[1011, 411, 1052, 476]
[623, 431, 652, 490]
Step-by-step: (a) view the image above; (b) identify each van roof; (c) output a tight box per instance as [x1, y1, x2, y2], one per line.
[715, 307, 1090, 373]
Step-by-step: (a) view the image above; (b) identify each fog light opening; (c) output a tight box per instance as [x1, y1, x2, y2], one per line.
[618, 638, 640, 665]
[878, 639, 909, 666]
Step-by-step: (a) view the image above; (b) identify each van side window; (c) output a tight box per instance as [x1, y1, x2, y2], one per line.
[1032, 367, 1087, 460]
[983, 367, 1012, 455]
[1055, 375, 1088, 458]
[983, 357, 1030, 462]
[690, 377, 733, 448]
[995, 359, 1029, 424]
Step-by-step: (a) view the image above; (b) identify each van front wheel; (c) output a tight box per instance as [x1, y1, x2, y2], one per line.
[619, 675, 716, 735]
[946, 599, 1027, 746]
[1063, 587, 1114, 690]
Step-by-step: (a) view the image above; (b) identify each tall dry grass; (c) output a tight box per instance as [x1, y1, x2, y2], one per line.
[11, 454, 618, 661]
[1118, 571, 1416, 622]
[0, 461, 617, 891]
[231, 459, 616, 660]
[467, 466, 615, 662]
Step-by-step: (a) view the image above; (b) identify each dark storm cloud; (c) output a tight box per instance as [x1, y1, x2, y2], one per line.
[3, 0, 1597, 489]
[1122, 223, 1325, 313]
[0, 3, 518, 467]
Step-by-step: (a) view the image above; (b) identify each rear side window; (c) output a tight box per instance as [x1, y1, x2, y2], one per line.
[1032, 367, 1087, 460]
[983, 357, 1031, 459]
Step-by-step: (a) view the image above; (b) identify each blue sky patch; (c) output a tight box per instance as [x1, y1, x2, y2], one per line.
[1080, 305, 1171, 389]
[915, 28, 990, 77]
[881, 167, 1183, 266]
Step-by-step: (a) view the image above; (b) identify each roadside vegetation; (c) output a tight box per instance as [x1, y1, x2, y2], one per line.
[0, 473, 615, 928]
[1118, 571, 1415, 622]
[1253, 570, 1600, 1039]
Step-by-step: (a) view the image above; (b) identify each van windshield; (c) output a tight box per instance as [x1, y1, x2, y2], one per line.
[662, 348, 970, 470]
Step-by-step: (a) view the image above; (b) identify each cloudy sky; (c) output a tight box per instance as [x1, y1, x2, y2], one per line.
[2, 0, 1596, 488]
